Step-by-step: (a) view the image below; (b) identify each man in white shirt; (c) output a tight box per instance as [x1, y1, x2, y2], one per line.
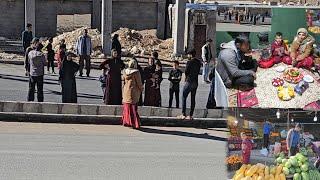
[201, 39, 213, 83]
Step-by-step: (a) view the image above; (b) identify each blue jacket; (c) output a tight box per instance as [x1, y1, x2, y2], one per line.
[75, 35, 92, 56]
[287, 129, 300, 148]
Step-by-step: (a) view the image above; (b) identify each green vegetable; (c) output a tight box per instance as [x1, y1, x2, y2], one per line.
[301, 172, 309, 180]
[301, 164, 309, 172]
[294, 173, 302, 180]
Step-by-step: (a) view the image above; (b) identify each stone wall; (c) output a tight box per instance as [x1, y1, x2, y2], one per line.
[0, 0, 25, 38]
[0, 0, 166, 39]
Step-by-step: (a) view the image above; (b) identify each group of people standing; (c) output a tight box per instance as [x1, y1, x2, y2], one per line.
[22, 24, 217, 129]
[219, 9, 268, 25]
[23, 25, 92, 104]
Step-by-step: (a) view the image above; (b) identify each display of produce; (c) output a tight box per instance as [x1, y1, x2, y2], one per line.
[277, 86, 295, 101]
[275, 153, 320, 180]
[232, 163, 285, 180]
[272, 77, 285, 87]
[226, 155, 243, 165]
[226, 154, 243, 171]
[283, 68, 304, 84]
[308, 26, 320, 34]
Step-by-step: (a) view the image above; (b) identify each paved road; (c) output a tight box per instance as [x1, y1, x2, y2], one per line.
[216, 23, 271, 32]
[0, 63, 211, 109]
[0, 122, 228, 180]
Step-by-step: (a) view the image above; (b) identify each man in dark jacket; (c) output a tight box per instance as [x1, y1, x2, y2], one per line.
[179, 49, 201, 120]
[22, 23, 33, 52]
[112, 34, 122, 58]
[216, 35, 257, 89]
[168, 60, 182, 108]
[206, 68, 216, 109]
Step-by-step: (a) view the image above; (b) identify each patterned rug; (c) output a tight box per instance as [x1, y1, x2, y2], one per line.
[237, 88, 259, 108]
[303, 100, 320, 111]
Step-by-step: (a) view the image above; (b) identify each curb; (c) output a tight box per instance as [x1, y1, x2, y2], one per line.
[0, 101, 226, 119]
[0, 112, 227, 128]
[0, 101, 227, 127]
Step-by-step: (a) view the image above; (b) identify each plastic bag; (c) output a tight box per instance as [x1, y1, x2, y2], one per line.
[274, 142, 281, 155]
[280, 130, 287, 138]
[260, 148, 268, 157]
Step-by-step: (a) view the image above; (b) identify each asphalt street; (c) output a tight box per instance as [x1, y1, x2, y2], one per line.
[0, 63, 211, 109]
[0, 122, 228, 180]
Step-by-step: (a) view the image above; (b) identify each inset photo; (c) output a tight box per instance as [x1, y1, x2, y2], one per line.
[226, 108, 320, 179]
[215, 8, 320, 110]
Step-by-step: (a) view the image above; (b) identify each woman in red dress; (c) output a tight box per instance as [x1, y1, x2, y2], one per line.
[122, 59, 144, 129]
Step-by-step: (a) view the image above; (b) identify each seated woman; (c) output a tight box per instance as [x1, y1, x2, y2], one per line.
[282, 28, 315, 69]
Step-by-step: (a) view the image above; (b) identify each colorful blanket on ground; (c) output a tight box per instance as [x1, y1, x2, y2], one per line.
[304, 100, 320, 110]
[237, 89, 259, 108]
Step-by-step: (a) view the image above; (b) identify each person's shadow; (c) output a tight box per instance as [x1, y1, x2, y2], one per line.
[138, 127, 227, 142]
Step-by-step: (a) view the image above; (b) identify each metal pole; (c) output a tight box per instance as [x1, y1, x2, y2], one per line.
[287, 109, 290, 130]
[101, 0, 112, 56]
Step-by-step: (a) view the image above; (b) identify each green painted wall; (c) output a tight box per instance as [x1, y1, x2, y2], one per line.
[216, 31, 269, 56]
[270, 8, 307, 43]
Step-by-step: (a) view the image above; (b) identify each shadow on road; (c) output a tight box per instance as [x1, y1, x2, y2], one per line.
[0, 73, 59, 85]
[138, 127, 227, 142]
[44, 89, 103, 99]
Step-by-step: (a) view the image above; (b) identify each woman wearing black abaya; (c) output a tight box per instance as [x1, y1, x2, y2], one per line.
[59, 52, 79, 103]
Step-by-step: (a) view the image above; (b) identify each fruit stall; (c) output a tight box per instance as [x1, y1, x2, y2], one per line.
[229, 153, 320, 180]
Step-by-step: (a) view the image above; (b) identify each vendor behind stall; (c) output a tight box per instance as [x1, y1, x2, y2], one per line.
[263, 120, 273, 150]
[286, 123, 302, 157]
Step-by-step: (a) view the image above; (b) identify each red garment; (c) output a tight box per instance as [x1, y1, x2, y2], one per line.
[242, 139, 252, 164]
[55, 49, 65, 70]
[308, 14, 313, 27]
[258, 58, 275, 68]
[271, 41, 288, 64]
[282, 56, 314, 69]
[122, 103, 140, 129]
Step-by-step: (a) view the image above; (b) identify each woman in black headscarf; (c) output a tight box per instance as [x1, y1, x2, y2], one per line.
[112, 34, 122, 58]
[59, 52, 79, 103]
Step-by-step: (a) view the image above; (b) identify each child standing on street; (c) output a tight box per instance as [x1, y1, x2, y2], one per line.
[45, 37, 56, 74]
[241, 132, 252, 164]
[168, 60, 182, 108]
[151, 62, 162, 89]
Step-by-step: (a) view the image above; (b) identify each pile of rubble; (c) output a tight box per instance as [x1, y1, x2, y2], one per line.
[52, 27, 101, 55]
[0, 52, 23, 60]
[115, 28, 173, 59]
[51, 27, 173, 60]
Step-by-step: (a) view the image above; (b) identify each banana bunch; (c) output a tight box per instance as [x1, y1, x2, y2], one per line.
[277, 86, 295, 101]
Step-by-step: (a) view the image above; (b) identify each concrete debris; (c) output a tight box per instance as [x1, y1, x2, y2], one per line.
[51, 27, 173, 60]
[0, 52, 24, 60]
